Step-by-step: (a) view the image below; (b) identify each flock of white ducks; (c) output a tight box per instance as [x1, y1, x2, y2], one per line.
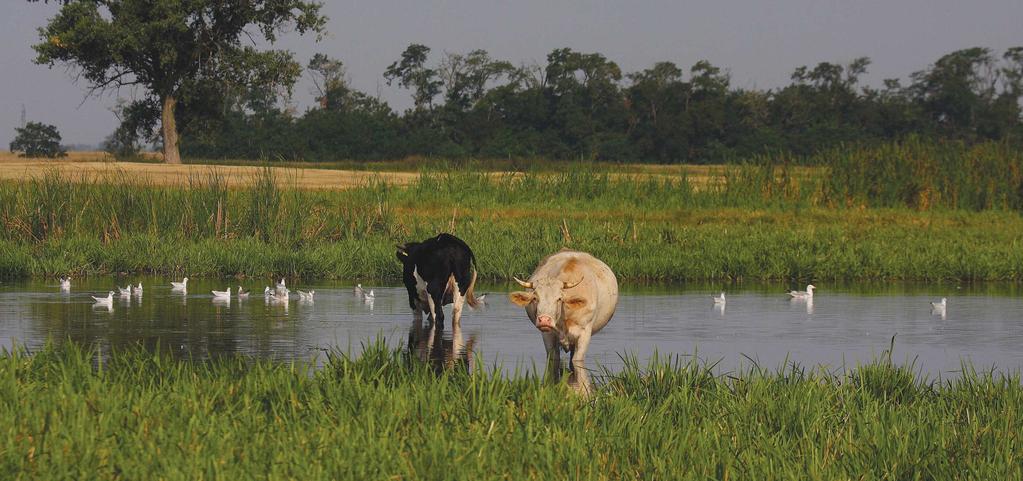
[711, 284, 949, 318]
[70, 278, 947, 315]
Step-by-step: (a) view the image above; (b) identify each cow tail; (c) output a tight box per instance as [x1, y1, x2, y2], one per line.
[465, 263, 480, 308]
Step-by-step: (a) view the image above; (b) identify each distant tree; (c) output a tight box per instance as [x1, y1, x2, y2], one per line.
[31, 0, 327, 164]
[384, 44, 443, 111]
[10, 121, 67, 158]
[626, 62, 686, 161]
[102, 99, 158, 160]
[439, 50, 515, 110]
[771, 57, 872, 153]
[308, 53, 350, 111]
[909, 48, 1000, 138]
[541, 48, 626, 159]
[1003, 47, 1023, 97]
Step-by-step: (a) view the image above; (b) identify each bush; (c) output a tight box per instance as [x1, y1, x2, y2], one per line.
[9, 121, 67, 158]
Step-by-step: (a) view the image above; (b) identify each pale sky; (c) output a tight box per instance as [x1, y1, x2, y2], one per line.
[1, 1, 1021, 147]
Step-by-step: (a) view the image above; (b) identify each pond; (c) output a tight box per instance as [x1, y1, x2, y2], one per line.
[3, 277, 1023, 378]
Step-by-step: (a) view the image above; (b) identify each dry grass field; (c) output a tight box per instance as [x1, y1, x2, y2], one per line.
[0, 151, 419, 190]
[0, 150, 819, 190]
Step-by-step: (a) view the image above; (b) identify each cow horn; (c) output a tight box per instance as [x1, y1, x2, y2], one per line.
[513, 277, 533, 289]
[563, 277, 583, 289]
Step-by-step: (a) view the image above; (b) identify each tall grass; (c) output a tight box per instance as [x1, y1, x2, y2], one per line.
[1, 341, 1020, 479]
[2, 140, 1023, 281]
[822, 138, 1023, 210]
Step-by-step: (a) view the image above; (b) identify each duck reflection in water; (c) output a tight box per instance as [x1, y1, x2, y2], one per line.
[790, 295, 815, 315]
[407, 318, 476, 374]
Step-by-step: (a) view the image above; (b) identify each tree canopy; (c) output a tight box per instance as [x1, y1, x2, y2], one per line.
[10, 121, 67, 158]
[31, 0, 327, 163]
[189, 44, 1017, 163]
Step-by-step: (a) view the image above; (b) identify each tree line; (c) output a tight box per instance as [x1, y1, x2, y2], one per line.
[181, 45, 1023, 163]
[26, 2, 1023, 163]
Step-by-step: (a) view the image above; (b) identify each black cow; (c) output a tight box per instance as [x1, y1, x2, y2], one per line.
[396, 233, 480, 327]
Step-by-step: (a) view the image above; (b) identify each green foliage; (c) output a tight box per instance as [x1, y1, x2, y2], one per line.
[31, 0, 327, 163]
[8, 121, 66, 158]
[183, 44, 1023, 163]
[1, 342, 1021, 479]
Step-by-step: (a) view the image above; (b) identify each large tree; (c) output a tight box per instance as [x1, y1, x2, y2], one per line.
[31, 0, 326, 163]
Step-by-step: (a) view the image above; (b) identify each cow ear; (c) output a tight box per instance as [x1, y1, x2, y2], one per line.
[509, 291, 535, 307]
[564, 296, 588, 309]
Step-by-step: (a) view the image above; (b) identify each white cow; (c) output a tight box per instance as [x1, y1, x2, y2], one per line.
[509, 249, 618, 394]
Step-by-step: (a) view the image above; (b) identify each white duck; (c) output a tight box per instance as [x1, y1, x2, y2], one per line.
[713, 292, 726, 304]
[269, 289, 289, 304]
[92, 291, 114, 306]
[212, 287, 231, 299]
[133, 283, 143, 296]
[171, 277, 189, 290]
[117, 285, 132, 297]
[237, 286, 250, 299]
[354, 283, 365, 297]
[364, 289, 375, 300]
[297, 290, 315, 301]
[264, 286, 272, 299]
[276, 278, 287, 291]
[59, 277, 71, 291]
[788, 285, 816, 299]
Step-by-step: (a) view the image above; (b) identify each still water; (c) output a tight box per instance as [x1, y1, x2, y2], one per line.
[2, 277, 1022, 378]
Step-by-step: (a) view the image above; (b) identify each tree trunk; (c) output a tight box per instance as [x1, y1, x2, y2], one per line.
[161, 95, 181, 164]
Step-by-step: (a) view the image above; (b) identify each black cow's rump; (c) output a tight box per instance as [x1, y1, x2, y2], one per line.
[395, 233, 479, 326]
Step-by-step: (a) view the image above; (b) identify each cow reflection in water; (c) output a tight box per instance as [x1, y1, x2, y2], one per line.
[407, 318, 476, 374]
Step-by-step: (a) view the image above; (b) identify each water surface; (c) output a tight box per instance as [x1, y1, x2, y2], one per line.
[2, 277, 1022, 378]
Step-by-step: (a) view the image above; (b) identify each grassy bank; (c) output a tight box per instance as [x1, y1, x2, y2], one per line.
[2, 209, 1022, 281]
[2, 342, 1020, 479]
[1, 140, 1022, 281]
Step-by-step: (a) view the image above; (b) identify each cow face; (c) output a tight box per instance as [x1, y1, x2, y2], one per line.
[395, 242, 420, 264]
[509, 277, 587, 333]
[396, 242, 422, 310]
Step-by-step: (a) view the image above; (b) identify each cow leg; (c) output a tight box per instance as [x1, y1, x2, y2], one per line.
[450, 278, 464, 327]
[568, 328, 593, 395]
[542, 331, 562, 382]
[427, 280, 446, 328]
[426, 294, 438, 325]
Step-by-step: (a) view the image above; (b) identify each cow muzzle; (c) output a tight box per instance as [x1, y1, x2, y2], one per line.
[536, 315, 555, 332]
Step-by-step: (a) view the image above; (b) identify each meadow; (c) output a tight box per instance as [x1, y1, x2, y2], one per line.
[1, 138, 1022, 282]
[4, 141, 1023, 480]
[1, 341, 1020, 479]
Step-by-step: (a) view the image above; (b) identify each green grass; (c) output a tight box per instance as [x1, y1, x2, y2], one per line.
[3, 208, 1023, 282]
[2, 140, 1023, 281]
[2, 341, 1021, 479]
